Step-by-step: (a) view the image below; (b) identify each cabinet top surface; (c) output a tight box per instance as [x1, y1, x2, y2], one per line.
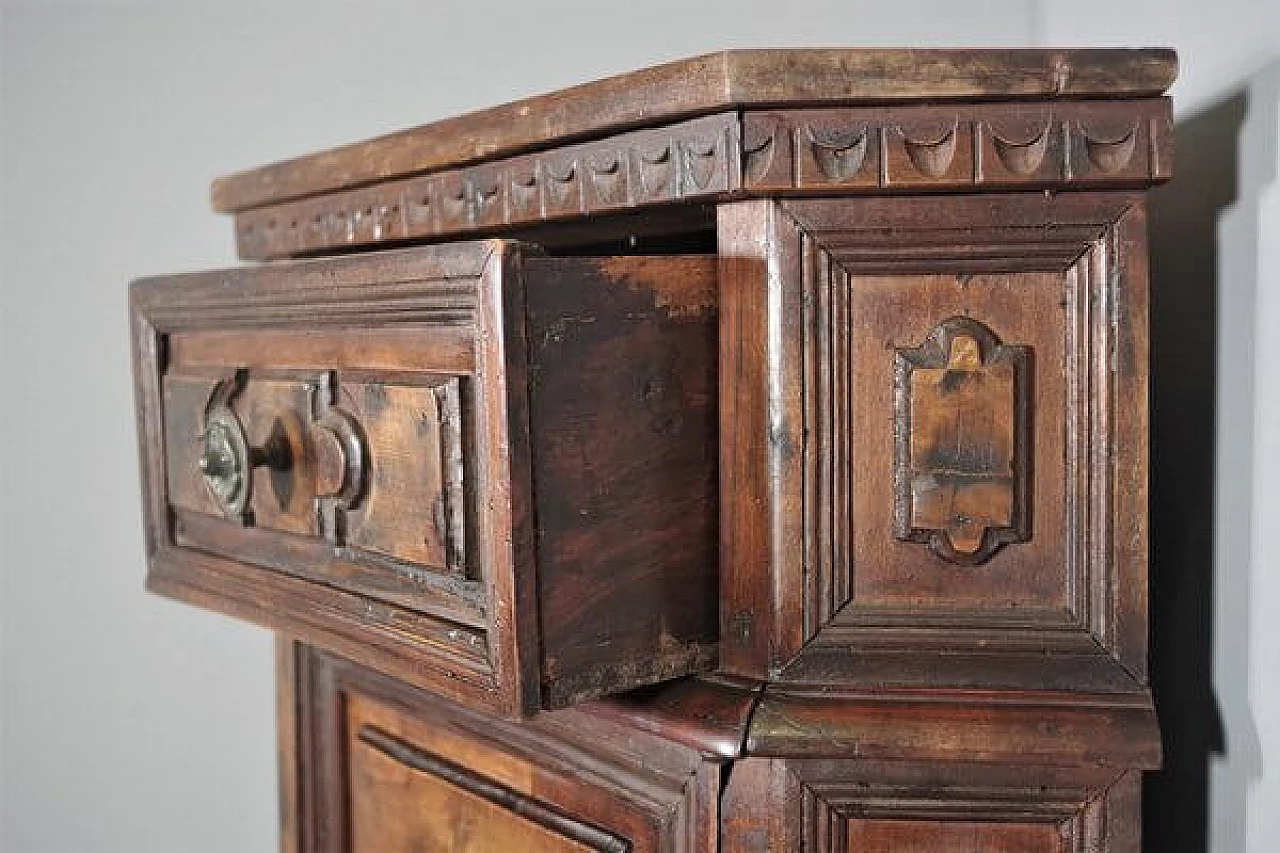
[211, 47, 1177, 213]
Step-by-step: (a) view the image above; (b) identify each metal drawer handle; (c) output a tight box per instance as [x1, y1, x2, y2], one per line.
[199, 370, 289, 524]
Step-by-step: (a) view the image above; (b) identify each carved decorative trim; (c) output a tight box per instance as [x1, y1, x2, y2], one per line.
[742, 99, 1171, 192]
[231, 101, 1171, 260]
[893, 317, 1031, 565]
[234, 113, 740, 260]
[432, 378, 470, 579]
[357, 725, 632, 853]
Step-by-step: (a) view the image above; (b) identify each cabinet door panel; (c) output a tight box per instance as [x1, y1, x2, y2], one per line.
[277, 643, 717, 853]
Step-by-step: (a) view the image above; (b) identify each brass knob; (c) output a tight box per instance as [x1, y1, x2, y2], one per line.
[200, 372, 289, 523]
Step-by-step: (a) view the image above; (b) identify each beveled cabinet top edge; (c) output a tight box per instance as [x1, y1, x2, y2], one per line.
[130, 239, 504, 308]
[211, 48, 1177, 214]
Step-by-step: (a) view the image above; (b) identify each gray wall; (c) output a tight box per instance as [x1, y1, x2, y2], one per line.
[1, 1, 1276, 851]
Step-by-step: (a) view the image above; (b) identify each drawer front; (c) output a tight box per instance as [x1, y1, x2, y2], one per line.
[132, 242, 720, 717]
[280, 643, 718, 853]
[133, 242, 537, 717]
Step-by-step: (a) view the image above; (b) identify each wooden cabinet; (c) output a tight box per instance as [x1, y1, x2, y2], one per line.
[132, 48, 1177, 850]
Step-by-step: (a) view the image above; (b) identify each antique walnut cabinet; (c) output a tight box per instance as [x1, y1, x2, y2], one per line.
[131, 49, 1176, 851]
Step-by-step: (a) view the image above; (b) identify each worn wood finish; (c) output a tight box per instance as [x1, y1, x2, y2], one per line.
[721, 757, 1143, 852]
[523, 256, 720, 705]
[716, 193, 1153, 698]
[893, 316, 1031, 564]
[280, 642, 722, 853]
[212, 49, 1175, 214]
[134, 49, 1176, 852]
[229, 98, 1173, 261]
[745, 688, 1160, 766]
[133, 244, 721, 718]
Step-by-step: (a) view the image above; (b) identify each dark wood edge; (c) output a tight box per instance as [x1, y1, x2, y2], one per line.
[716, 199, 806, 678]
[476, 242, 544, 717]
[1109, 202, 1152, 682]
[212, 49, 1176, 213]
[356, 725, 631, 853]
[275, 637, 302, 853]
[581, 676, 764, 759]
[147, 547, 502, 704]
[131, 240, 498, 306]
[745, 688, 1162, 767]
[543, 644, 722, 711]
[291, 644, 713, 851]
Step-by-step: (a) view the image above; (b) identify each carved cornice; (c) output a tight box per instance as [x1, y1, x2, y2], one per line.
[743, 100, 1171, 191]
[231, 100, 1171, 260]
[234, 113, 740, 260]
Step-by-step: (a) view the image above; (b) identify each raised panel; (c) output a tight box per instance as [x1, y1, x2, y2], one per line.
[842, 271, 1061, 613]
[344, 376, 473, 577]
[718, 193, 1152, 693]
[722, 757, 1142, 853]
[350, 728, 612, 853]
[278, 644, 719, 853]
[842, 819, 1062, 853]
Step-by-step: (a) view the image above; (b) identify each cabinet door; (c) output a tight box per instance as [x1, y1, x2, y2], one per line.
[132, 242, 718, 718]
[279, 642, 719, 853]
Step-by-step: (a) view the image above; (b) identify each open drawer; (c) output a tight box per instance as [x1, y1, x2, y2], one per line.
[131, 241, 719, 718]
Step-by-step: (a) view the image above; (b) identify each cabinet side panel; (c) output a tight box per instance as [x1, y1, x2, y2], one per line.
[523, 256, 720, 706]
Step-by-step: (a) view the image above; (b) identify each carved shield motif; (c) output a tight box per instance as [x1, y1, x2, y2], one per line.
[894, 316, 1031, 564]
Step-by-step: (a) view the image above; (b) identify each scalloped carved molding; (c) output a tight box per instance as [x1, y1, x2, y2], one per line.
[232, 100, 1171, 261]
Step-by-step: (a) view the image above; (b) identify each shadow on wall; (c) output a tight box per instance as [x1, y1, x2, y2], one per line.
[1145, 59, 1278, 853]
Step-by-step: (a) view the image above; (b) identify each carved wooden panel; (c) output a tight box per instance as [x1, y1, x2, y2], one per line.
[133, 246, 518, 714]
[893, 317, 1030, 565]
[718, 193, 1152, 692]
[160, 361, 483, 610]
[342, 376, 473, 577]
[279, 643, 720, 853]
[350, 725, 622, 852]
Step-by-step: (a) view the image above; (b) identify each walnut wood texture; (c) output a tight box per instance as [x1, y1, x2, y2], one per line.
[132, 244, 720, 719]
[229, 99, 1173, 261]
[135, 50, 1177, 853]
[721, 757, 1143, 852]
[212, 49, 1175, 214]
[279, 642, 723, 853]
[716, 193, 1155, 719]
[893, 316, 1031, 564]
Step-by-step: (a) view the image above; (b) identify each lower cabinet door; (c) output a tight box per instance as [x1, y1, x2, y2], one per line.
[280, 641, 720, 853]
